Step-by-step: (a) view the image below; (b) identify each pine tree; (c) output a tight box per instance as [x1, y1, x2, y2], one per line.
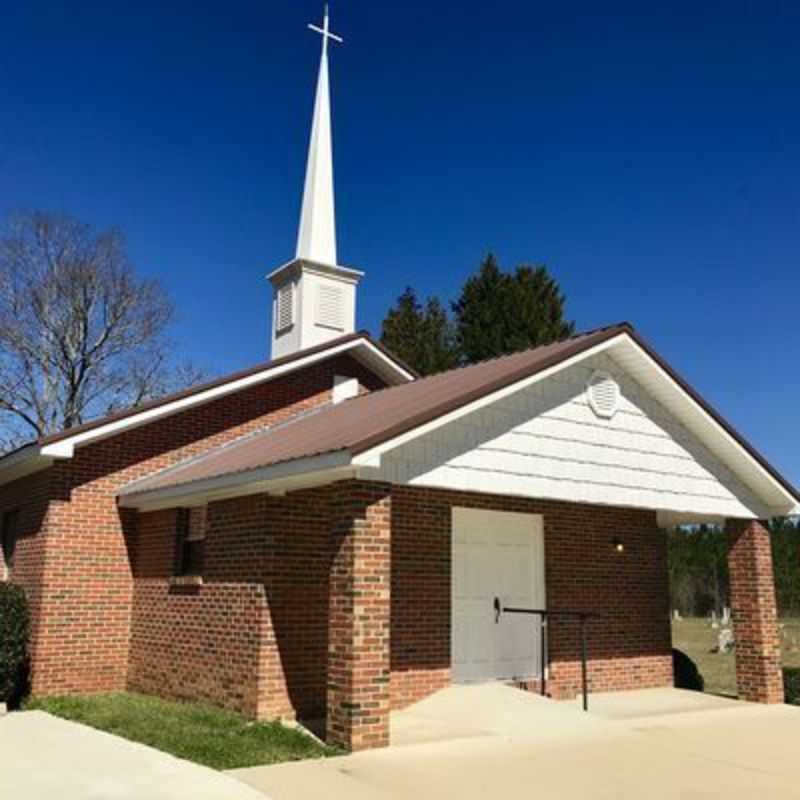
[418, 297, 459, 376]
[453, 254, 574, 364]
[380, 288, 458, 376]
[450, 254, 509, 364]
[380, 287, 422, 370]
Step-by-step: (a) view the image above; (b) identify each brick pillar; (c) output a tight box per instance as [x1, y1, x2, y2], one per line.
[327, 481, 391, 751]
[726, 518, 784, 704]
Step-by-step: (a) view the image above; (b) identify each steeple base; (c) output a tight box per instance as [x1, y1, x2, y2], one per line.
[268, 258, 363, 360]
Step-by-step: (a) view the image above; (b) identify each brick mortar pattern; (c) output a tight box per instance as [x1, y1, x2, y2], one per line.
[130, 490, 334, 720]
[0, 355, 384, 697]
[127, 483, 677, 735]
[327, 481, 392, 751]
[726, 518, 784, 703]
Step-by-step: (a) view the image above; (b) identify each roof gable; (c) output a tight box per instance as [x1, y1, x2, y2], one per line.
[376, 349, 772, 522]
[0, 332, 414, 486]
[119, 324, 799, 518]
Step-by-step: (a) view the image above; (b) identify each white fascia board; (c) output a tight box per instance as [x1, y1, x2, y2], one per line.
[357, 339, 415, 383]
[616, 338, 799, 514]
[39, 339, 411, 459]
[352, 336, 623, 468]
[118, 451, 355, 511]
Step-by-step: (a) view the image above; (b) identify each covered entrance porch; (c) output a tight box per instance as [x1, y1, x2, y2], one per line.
[327, 480, 783, 751]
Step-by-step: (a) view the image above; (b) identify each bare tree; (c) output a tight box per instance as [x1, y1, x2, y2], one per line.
[0, 211, 202, 449]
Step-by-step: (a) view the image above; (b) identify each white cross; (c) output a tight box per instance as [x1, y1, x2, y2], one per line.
[308, 4, 343, 52]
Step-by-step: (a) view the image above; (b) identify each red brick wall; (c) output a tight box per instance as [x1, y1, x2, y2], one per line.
[726, 518, 784, 703]
[130, 483, 672, 728]
[390, 486, 673, 707]
[327, 481, 392, 751]
[11, 354, 385, 697]
[129, 490, 333, 721]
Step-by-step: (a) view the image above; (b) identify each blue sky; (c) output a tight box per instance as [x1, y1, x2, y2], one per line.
[1, 1, 798, 484]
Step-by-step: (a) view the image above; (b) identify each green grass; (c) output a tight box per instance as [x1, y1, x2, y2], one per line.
[25, 692, 338, 770]
[672, 617, 800, 700]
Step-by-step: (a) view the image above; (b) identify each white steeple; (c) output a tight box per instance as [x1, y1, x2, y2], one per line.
[296, 4, 340, 265]
[268, 4, 363, 360]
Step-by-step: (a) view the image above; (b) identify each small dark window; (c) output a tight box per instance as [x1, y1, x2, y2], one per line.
[2, 510, 20, 577]
[175, 507, 206, 577]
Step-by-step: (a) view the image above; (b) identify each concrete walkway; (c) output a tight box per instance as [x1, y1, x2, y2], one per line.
[230, 685, 800, 800]
[0, 710, 269, 800]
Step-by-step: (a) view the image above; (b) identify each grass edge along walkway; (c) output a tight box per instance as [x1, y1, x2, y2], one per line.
[25, 692, 339, 770]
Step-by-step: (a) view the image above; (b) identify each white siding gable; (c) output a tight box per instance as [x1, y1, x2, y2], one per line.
[375, 353, 769, 520]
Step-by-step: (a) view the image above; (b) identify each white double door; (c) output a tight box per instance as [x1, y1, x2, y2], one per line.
[452, 508, 546, 683]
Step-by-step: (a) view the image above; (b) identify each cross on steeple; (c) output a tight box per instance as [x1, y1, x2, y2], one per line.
[308, 4, 343, 53]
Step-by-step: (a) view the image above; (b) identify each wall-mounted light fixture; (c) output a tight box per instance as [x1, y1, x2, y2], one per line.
[612, 538, 625, 554]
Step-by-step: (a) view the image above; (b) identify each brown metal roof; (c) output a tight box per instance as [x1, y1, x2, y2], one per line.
[32, 331, 413, 448]
[121, 324, 639, 497]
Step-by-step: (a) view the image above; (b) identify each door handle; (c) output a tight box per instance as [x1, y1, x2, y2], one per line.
[494, 596, 501, 623]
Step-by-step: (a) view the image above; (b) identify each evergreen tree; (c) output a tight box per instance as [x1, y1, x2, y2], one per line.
[418, 296, 459, 376]
[453, 254, 575, 364]
[771, 517, 800, 615]
[380, 288, 458, 376]
[380, 287, 422, 369]
[450, 254, 509, 364]
[667, 518, 800, 617]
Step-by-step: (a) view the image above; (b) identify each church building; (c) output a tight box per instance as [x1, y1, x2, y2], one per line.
[0, 8, 796, 752]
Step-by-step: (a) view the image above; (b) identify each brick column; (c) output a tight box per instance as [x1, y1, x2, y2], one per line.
[726, 518, 784, 704]
[327, 481, 391, 751]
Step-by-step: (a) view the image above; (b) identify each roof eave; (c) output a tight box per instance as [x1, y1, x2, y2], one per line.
[619, 330, 800, 514]
[0, 444, 59, 486]
[118, 450, 356, 512]
[0, 335, 413, 474]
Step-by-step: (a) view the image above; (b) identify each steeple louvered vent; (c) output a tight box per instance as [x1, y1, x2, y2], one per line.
[587, 371, 620, 419]
[276, 283, 295, 333]
[316, 284, 345, 331]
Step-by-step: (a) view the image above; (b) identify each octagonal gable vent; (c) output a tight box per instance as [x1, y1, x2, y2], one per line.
[587, 371, 620, 419]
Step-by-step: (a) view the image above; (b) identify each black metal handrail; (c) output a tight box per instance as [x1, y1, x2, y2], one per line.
[502, 607, 601, 711]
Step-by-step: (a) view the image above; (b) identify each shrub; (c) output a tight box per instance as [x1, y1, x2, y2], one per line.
[785, 668, 800, 705]
[0, 583, 30, 707]
[672, 648, 705, 691]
